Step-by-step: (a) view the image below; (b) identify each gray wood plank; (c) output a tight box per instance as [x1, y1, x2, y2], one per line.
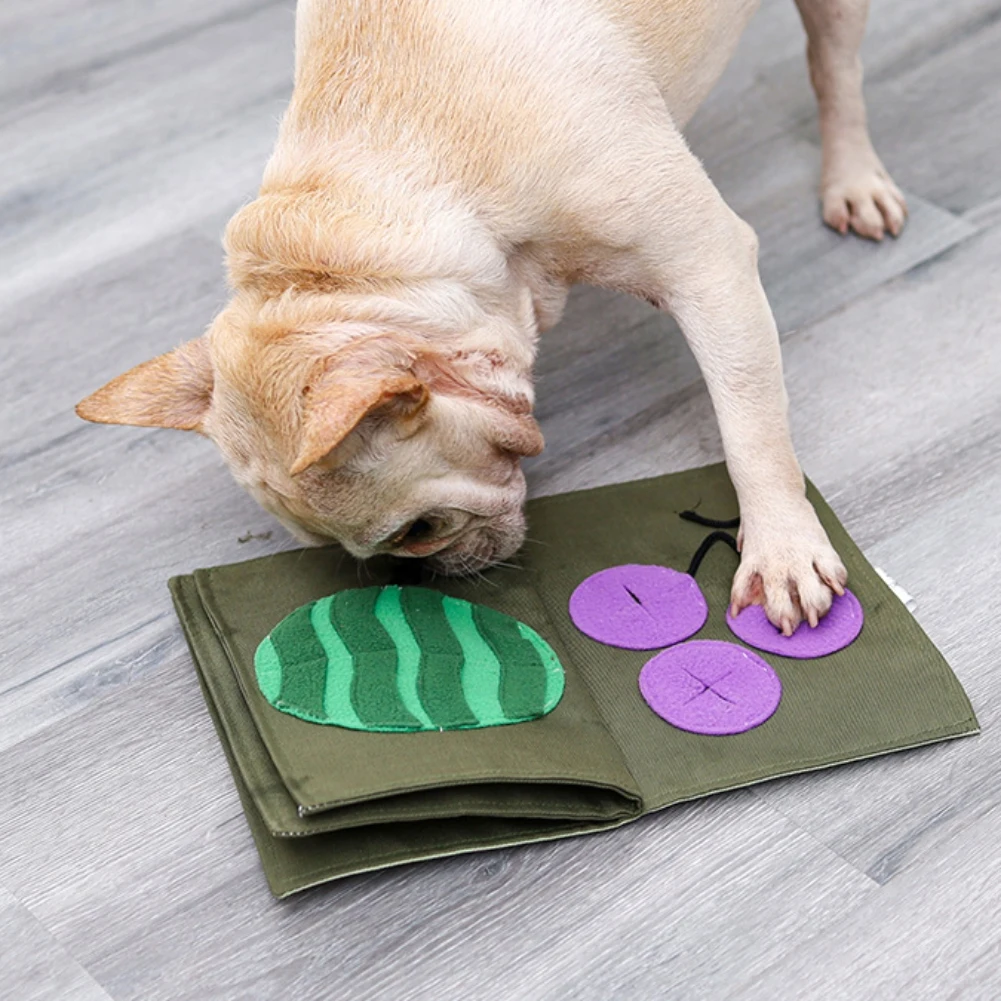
[727, 143, 975, 336]
[864, 7, 1001, 215]
[532, 204, 1001, 501]
[740, 807, 1001, 1001]
[0, 227, 300, 752]
[0, 2, 292, 309]
[754, 467, 1001, 886]
[529, 168, 973, 488]
[0, 445, 293, 754]
[0, 1, 279, 106]
[0, 885, 112, 1001]
[748, 220, 1001, 881]
[0, 657, 262, 941]
[0, 664, 873, 1000]
[0, 225, 230, 455]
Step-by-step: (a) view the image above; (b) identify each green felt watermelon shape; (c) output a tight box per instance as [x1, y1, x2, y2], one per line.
[254, 586, 565, 732]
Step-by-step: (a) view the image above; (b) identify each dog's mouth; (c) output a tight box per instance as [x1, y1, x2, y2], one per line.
[278, 513, 525, 575]
[423, 517, 526, 576]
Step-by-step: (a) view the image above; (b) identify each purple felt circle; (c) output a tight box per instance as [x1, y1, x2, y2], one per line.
[569, 564, 708, 650]
[639, 641, 782, 735]
[726, 589, 864, 659]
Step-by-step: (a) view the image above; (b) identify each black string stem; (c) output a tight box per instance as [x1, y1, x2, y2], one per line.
[686, 530, 740, 578]
[679, 510, 741, 530]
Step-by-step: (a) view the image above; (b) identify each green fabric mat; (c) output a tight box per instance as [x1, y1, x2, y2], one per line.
[169, 463, 978, 897]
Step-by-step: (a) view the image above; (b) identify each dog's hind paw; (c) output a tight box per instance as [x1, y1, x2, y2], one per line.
[821, 151, 908, 242]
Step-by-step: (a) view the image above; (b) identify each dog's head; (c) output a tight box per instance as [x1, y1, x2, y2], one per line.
[76, 291, 543, 574]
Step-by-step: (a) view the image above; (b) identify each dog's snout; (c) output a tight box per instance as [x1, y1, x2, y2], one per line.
[425, 513, 526, 576]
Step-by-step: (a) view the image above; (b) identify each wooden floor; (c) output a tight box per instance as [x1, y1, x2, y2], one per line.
[3, 1, 1000, 998]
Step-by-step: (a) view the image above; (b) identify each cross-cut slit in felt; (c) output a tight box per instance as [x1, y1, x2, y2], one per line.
[639, 640, 783, 736]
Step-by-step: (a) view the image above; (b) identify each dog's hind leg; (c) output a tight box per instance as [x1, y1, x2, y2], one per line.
[793, 0, 907, 240]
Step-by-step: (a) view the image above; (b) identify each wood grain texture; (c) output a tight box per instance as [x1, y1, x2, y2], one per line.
[741, 807, 1001, 1001]
[0, 885, 112, 1001]
[0, 1, 293, 309]
[2, 0, 1000, 998]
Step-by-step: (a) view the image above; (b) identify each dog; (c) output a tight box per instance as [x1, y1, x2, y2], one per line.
[77, 0, 907, 635]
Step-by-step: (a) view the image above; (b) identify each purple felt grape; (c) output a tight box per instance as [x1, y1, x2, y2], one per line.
[639, 640, 782, 735]
[569, 564, 708, 650]
[726, 589, 864, 659]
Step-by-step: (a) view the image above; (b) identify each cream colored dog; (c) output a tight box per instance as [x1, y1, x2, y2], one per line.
[77, 0, 907, 634]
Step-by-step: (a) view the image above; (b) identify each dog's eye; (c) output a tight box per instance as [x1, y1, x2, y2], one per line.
[391, 518, 435, 547]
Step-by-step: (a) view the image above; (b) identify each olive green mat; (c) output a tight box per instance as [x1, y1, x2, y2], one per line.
[169, 463, 979, 897]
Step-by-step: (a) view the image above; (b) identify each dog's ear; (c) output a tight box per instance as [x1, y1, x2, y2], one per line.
[76, 338, 214, 432]
[291, 371, 429, 475]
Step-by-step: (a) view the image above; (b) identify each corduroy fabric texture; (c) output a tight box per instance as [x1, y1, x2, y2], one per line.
[169, 463, 978, 897]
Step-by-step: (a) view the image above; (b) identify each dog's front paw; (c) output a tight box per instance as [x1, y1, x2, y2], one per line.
[730, 507, 848, 636]
[821, 151, 908, 241]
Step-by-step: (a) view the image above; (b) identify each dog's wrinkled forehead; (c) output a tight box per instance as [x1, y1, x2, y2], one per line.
[207, 296, 539, 467]
[203, 320, 532, 553]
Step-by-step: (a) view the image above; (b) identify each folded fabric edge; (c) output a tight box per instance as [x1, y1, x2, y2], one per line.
[169, 573, 643, 836]
[185, 563, 646, 820]
[294, 779, 642, 826]
[272, 715, 978, 897]
[203, 627, 977, 898]
[187, 633, 631, 898]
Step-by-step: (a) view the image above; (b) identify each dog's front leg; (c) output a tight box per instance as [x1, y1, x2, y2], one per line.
[794, 0, 907, 240]
[678, 225, 846, 632]
[674, 208, 847, 633]
[593, 148, 847, 633]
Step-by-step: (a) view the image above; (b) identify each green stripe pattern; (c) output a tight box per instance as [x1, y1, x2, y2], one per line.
[253, 586, 565, 732]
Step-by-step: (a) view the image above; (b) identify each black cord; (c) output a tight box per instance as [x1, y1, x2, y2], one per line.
[679, 509, 741, 529]
[686, 530, 739, 578]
